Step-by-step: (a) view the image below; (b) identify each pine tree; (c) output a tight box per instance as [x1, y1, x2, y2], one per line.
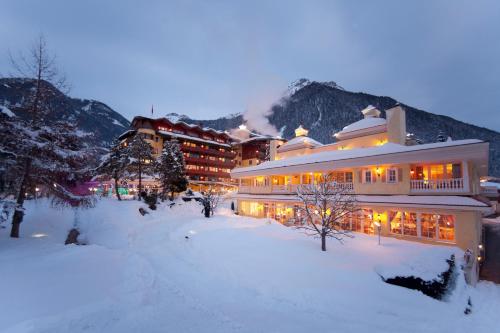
[436, 130, 447, 142]
[156, 140, 188, 200]
[95, 140, 130, 201]
[126, 134, 155, 200]
[1, 36, 93, 238]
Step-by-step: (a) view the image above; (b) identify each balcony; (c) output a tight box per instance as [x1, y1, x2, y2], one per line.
[410, 178, 466, 193]
[238, 182, 353, 195]
[185, 156, 235, 168]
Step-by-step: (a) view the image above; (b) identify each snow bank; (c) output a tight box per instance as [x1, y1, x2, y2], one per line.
[0, 198, 498, 332]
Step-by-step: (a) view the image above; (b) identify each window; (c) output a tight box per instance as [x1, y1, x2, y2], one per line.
[364, 170, 372, 183]
[437, 215, 455, 241]
[403, 212, 418, 236]
[339, 213, 352, 231]
[389, 211, 402, 234]
[387, 168, 397, 183]
[345, 172, 353, 183]
[421, 214, 436, 239]
[362, 210, 374, 234]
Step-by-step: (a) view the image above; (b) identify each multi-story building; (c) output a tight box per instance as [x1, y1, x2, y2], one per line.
[120, 116, 236, 191]
[231, 105, 491, 274]
[230, 124, 285, 167]
[119, 117, 285, 192]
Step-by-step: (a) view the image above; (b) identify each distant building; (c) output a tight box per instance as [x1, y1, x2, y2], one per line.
[230, 124, 285, 167]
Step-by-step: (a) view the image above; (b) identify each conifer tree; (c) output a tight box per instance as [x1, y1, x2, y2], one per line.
[95, 140, 130, 201]
[1, 35, 92, 238]
[157, 140, 188, 200]
[126, 134, 155, 200]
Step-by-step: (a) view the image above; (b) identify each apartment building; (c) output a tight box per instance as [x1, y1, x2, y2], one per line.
[231, 105, 491, 264]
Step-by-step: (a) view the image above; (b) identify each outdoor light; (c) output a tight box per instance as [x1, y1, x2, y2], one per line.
[35, 187, 40, 192]
[376, 167, 381, 177]
[375, 213, 382, 245]
[477, 256, 482, 262]
[478, 244, 483, 250]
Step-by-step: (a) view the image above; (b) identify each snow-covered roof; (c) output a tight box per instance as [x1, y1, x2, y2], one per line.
[335, 117, 387, 137]
[278, 136, 323, 152]
[232, 139, 487, 176]
[234, 193, 489, 210]
[481, 181, 500, 189]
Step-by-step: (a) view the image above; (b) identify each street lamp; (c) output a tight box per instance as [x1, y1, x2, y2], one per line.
[374, 213, 382, 245]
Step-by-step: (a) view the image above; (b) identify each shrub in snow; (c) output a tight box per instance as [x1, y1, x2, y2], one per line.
[382, 255, 457, 300]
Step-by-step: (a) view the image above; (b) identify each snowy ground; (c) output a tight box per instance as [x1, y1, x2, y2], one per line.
[0, 198, 499, 333]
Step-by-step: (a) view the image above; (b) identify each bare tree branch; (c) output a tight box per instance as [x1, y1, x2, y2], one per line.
[296, 174, 357, 251]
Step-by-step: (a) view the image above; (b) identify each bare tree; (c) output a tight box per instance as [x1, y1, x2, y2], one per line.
[9, 34, 69, 124]
[296, 174, 357, 251]
[2, 35, 92, 238]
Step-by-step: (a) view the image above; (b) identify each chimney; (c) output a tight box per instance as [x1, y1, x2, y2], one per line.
[385, 105, 406, 145]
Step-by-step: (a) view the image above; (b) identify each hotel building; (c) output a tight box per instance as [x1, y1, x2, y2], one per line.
[120, 116, 236, 191]
[118, 116, 285, 192]
[231, 105, 491, 273]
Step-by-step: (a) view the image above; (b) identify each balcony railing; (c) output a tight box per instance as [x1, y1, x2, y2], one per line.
[238, 182, 353, 194]
[410, 178, 466, 192]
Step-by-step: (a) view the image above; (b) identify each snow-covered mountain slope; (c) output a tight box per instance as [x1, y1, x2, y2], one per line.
[0, 198, 498, 332]
[0, 78, 130, 148]
[180, 79, 500, 176]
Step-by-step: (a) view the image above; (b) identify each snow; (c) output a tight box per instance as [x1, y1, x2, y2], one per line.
[233, 139, 484, 175]
[481, 181, 500, 189]
[0, 198, 499, 332]
[112, 119, 126, 127]
[0, 105, 16, 117]
[278, 135, 323, 152]
[337, 116, 387, 135]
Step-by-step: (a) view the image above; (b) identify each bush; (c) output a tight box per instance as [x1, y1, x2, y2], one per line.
[382, 255, 456, 300]
[144, 193, 157, 210]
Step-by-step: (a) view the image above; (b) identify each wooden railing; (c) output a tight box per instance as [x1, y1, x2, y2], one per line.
[410, 178, 466, 192]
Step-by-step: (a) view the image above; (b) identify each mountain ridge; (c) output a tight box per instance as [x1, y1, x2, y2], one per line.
[0, 78, 130, 148]
[177, 79, 500, 176]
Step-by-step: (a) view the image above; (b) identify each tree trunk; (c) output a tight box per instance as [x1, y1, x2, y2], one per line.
[138, 163, 142, 201]
[321, 232, 326, 251]
[10, 159, 31, 238]
[114, 177, 122, 201]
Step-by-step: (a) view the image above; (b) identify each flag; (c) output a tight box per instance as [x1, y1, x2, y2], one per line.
[151, 105, 154, 116]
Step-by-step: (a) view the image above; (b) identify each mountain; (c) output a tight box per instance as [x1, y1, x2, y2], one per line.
[0, 78, 130, 148]
[175, 79, 500, 176]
